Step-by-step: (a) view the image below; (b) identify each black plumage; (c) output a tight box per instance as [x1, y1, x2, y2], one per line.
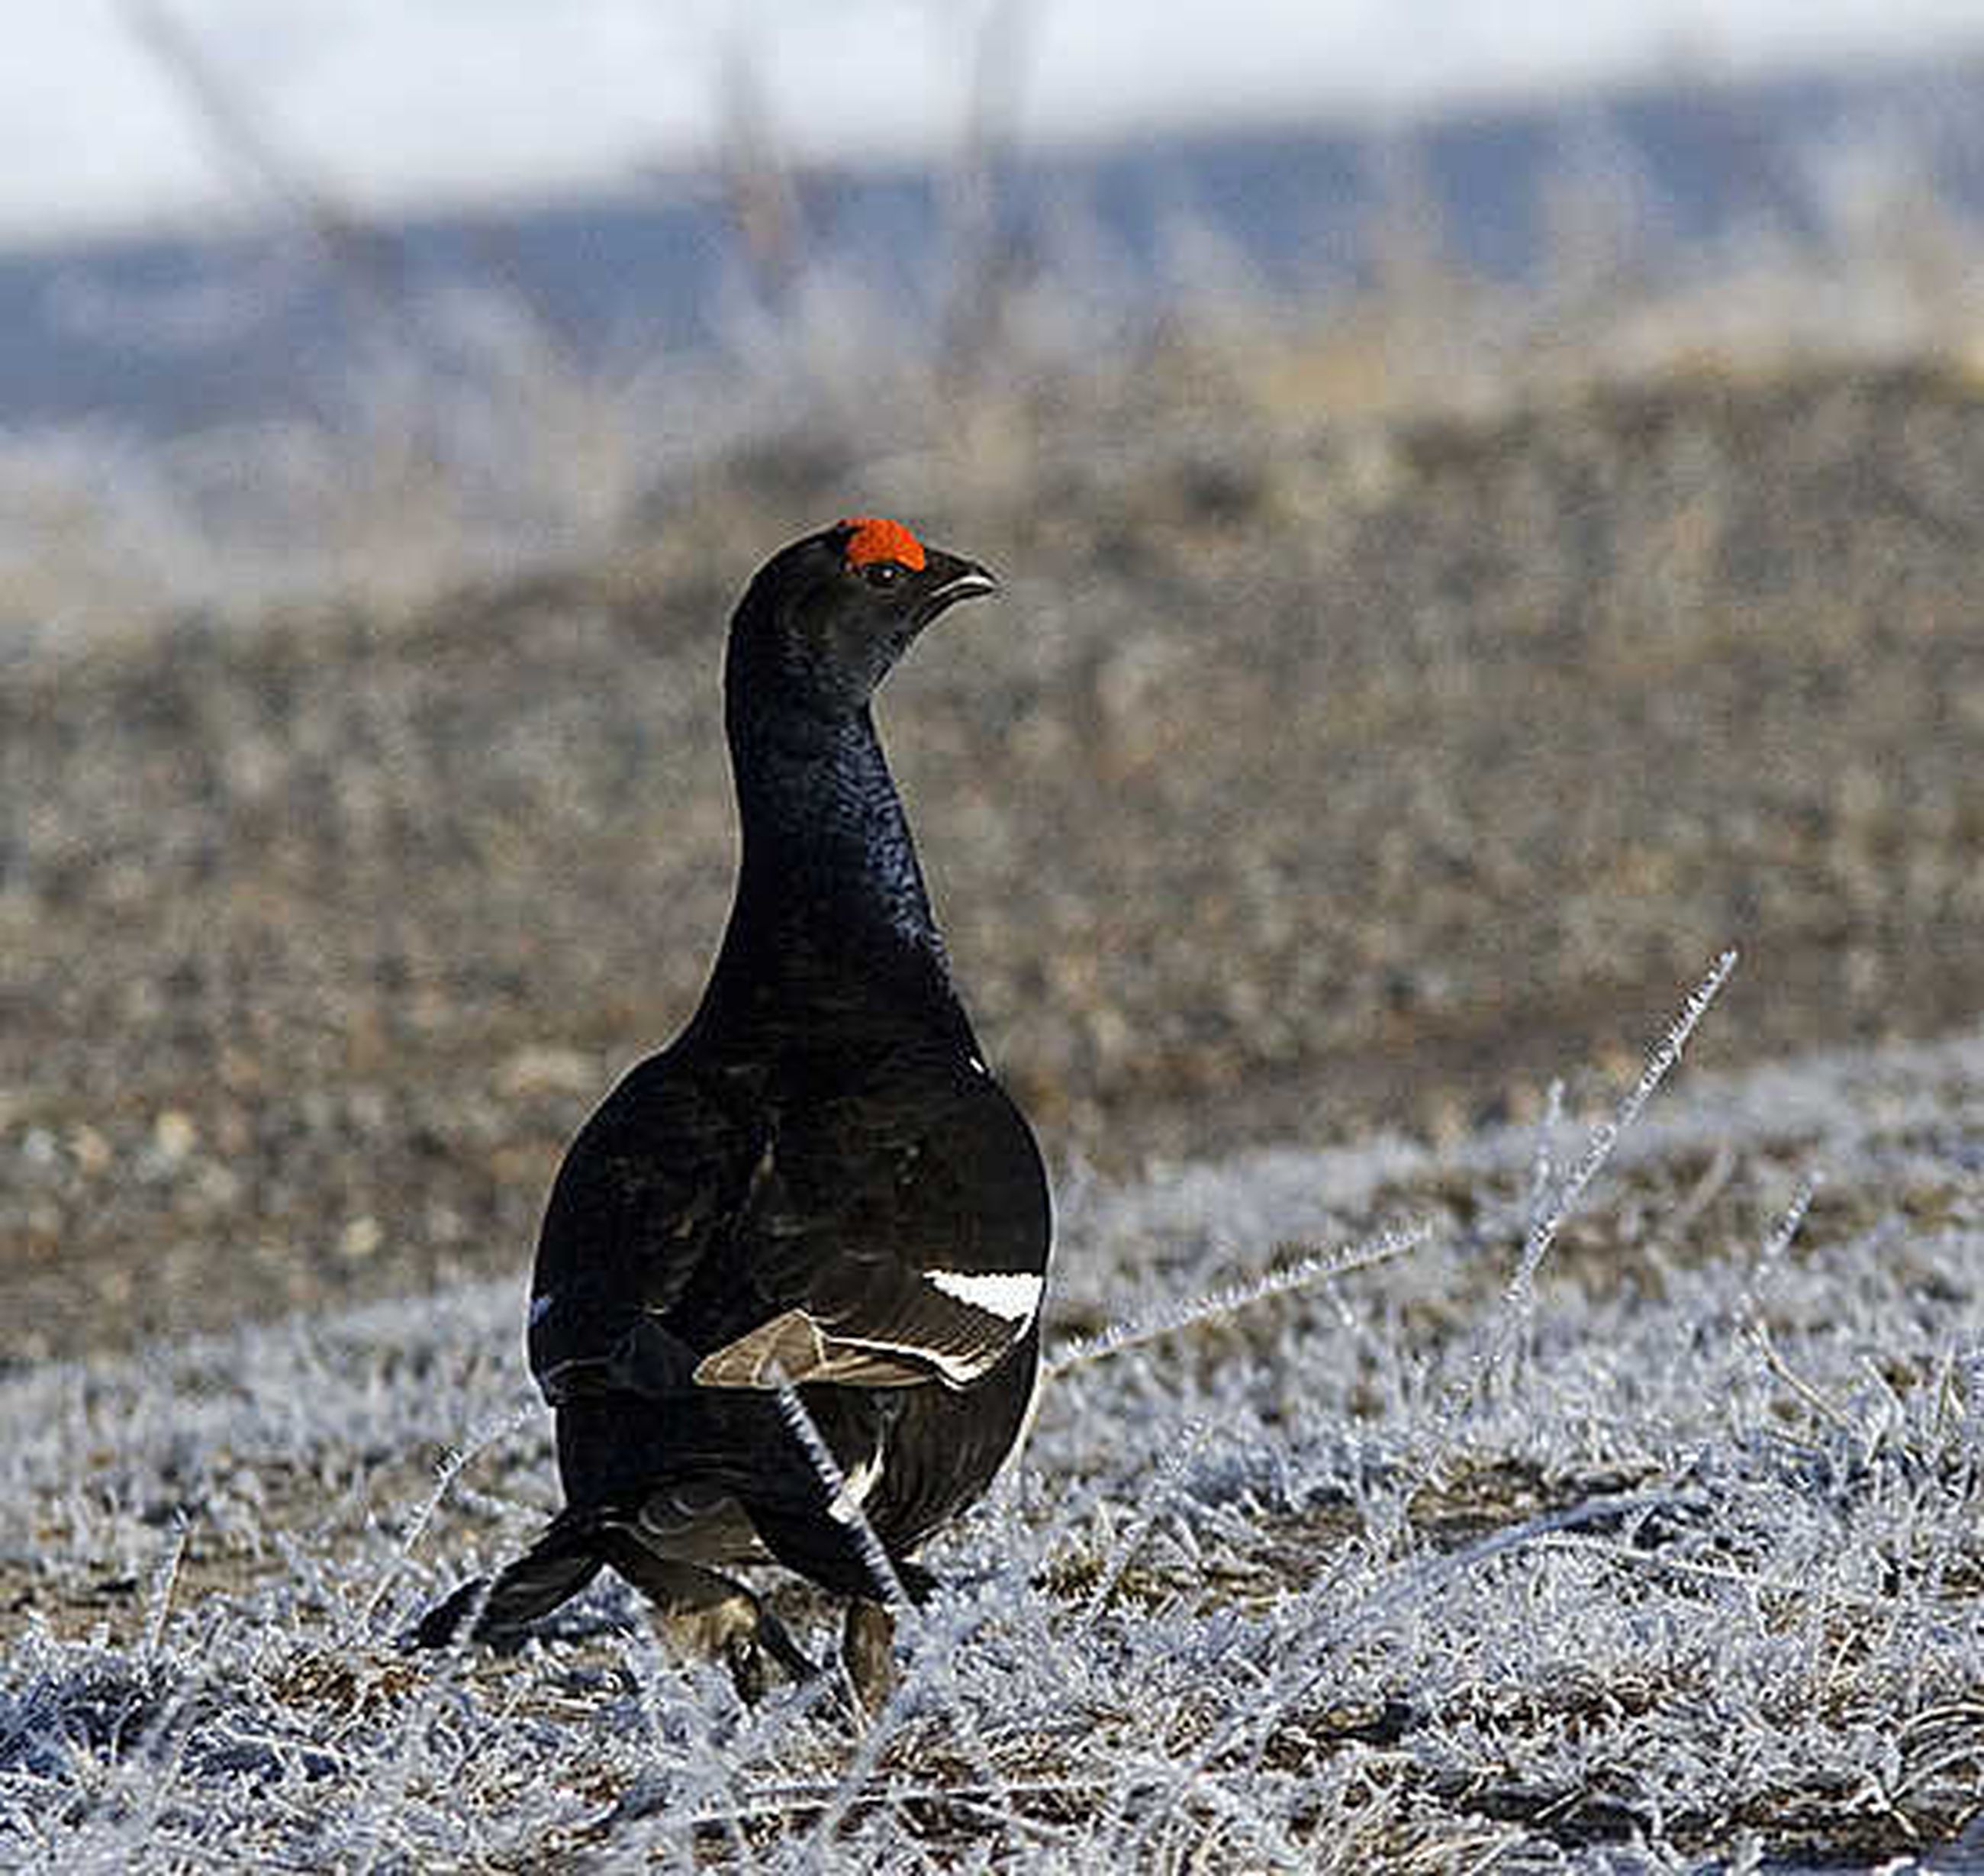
[417, 517, 1052, 1700]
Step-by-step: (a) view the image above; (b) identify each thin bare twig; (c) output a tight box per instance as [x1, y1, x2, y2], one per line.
[1047, 1221, 1432, 1378]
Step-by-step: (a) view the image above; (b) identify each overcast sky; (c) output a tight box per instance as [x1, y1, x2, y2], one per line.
[6, 0, 1982, 243]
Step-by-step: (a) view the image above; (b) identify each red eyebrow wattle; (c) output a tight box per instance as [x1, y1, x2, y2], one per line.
[839, 516, 927, 572]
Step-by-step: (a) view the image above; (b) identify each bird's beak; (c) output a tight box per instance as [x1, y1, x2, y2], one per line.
[915, 550, 1000, 627]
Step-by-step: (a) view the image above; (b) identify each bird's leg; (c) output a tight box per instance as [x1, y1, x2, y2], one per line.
[841, 1597, 898, 1714]
[601, 1537, 816, 1700]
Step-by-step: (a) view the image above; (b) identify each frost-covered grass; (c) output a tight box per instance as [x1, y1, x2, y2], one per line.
[5, 1000, 1983, 1870]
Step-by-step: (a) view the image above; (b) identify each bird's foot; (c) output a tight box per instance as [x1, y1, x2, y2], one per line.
[694, 1593, 818, 1704]
[840, 1597, 899, 1715]
[607, 1539, 820, 1703]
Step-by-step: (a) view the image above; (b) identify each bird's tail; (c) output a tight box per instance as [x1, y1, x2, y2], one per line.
[411, 1510, 604, 1649]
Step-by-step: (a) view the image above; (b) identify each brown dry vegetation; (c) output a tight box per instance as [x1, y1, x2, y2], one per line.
[5, 356, 1984, 1365]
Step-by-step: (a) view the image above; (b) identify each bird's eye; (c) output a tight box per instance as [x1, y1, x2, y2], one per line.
[861, 560, 905, 589]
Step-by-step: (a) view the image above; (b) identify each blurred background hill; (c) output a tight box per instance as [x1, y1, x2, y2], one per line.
[4, 1, 1982, 1362]
[8, 2, 1984, 624]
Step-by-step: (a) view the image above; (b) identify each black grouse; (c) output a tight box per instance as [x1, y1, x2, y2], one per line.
[417, 517, 1052, 1703]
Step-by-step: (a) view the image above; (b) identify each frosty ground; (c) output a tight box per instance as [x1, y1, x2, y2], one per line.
[5, 1007, 1980, 1871]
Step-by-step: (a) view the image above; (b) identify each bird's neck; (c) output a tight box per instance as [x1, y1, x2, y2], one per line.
[707, 697, 954, 1015]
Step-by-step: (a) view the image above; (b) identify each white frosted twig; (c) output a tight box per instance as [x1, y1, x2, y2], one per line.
[1738, 1172, 1821, 1330]
[1733, 1176, 1857, 1444]
[141, 1511, 191, 1659]
[1510, 948, 1739, 1304]
[768, 1379, 1020, 1854]
[1424, 949, 1740, 1461]
[1957, 1343, 1984, 1466]
[403, 1400, 543, 1558]
[1046, 1220, 1432, 1378]
[768, 1379, 913, 1611]
[363, 1397, 539, 1632]
[679, 1776, 1092, 1840]
[1080, 1416, 1216, 1629]
[1525, 1077, 1566, 1234]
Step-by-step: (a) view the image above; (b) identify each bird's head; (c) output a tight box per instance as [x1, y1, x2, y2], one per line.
[728, 517, 998, 721]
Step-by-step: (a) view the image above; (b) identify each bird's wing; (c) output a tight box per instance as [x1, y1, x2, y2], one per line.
[526, 1049, 765, 1406]
[690, 1063, 1052, 1394]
